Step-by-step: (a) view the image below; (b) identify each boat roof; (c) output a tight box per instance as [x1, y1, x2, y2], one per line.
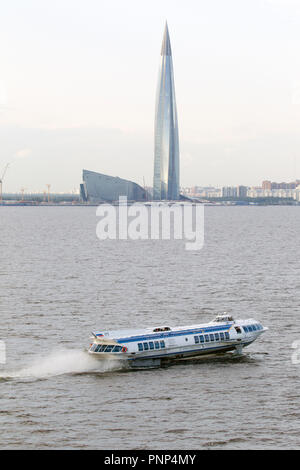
[92, 317, 259, 341]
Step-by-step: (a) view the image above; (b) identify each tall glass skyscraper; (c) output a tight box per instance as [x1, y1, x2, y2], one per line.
[153, 23, 180, 200]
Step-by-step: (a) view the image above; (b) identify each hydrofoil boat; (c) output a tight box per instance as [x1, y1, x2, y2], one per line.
[88, 314, 268, 368]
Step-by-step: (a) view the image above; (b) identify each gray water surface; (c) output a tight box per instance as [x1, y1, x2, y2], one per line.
[0, 206, 299, 449]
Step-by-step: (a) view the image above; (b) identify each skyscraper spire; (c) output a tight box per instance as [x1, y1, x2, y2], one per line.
[153, 23, 180, 200]
[161, 22, 172, 56]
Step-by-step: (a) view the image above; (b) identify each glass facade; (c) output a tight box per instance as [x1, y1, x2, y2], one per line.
[82, 170, 147, 202]
[153, 23, 180, 201]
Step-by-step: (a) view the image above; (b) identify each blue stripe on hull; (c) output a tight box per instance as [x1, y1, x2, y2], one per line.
[117, 324, 232, 344]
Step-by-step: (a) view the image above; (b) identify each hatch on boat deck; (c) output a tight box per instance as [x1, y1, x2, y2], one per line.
[153, 326, 171, 332]
[212, 313, 235, 323]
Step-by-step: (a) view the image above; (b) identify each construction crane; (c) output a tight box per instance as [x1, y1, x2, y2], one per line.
[0, 163, 10, 203]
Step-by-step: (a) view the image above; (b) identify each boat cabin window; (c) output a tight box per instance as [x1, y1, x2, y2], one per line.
[193, 331, 230, 344]
[243, 323, 262, 333]
[138, 341, 165, 351]
[153, 327, 171, 332]
[91, 344, 123, 353]
[235, 326, 242, 334]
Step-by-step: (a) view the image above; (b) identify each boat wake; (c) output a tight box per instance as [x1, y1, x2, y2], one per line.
[0, 349, 124, 381]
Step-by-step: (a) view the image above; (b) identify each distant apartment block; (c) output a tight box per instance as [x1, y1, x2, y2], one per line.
[180, 182, 300, 202]
[262, 180, 300, 190]
[248, 186, 300, 200]
[222, 187, 238, 198]
[237, 186, 248, 198]
[181, 186, 221, 198]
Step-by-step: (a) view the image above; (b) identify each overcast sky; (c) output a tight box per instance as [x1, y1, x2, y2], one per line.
[1, 0, 300, 193]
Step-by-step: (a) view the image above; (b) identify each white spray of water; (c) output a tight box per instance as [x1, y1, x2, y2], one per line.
[0, 349, 124, 380]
